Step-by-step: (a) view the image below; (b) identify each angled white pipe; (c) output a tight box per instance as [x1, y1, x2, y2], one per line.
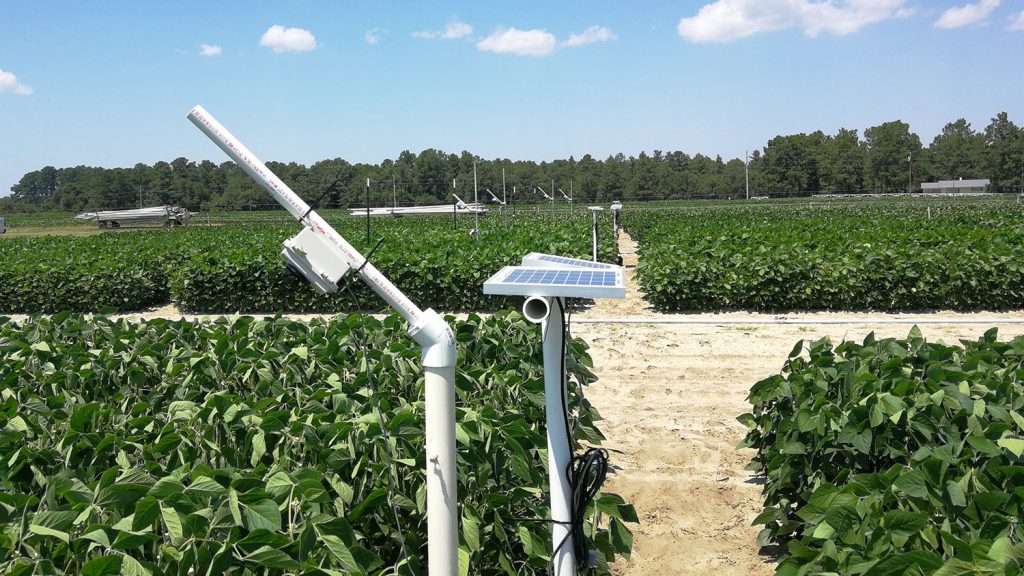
[187, 105, 458, 575]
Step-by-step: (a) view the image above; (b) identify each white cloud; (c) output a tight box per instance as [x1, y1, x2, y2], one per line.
[199, 43, 222, 57]
[677, 0, 909, 43]
[365, 28, 382, 45]
[0, 69, 32, 95]
[476, 27, 557, 56]
[259, 25, 317, 53]
[563, 25, 617, 47]
[413, 21, 473, 40]
[1010, 10, 1024, 31]
[935, 0, 1001, 29]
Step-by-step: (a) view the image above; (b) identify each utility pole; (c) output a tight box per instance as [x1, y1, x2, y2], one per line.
[569, 179, 574, 214]
[473, 161, 480, 240]
[365, 177, 371, 244]
[908, 152, 913, 194]
[745, 150, 750, 200]
[392, 175, 397, 209]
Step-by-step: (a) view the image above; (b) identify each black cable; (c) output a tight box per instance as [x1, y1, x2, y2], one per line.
[544, 298, 609, 574]
[340, 278, 412, 570]
[564, 300, 584, 439]
[353, 237, 385, 276]
[555, 299, 575, 454]
[301, 172, 347, 220]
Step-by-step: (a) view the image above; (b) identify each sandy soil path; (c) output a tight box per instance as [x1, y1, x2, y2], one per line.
[570, 231, 1024, 575]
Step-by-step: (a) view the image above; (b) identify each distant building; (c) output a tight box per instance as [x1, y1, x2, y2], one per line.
[920, 178, 991, 194]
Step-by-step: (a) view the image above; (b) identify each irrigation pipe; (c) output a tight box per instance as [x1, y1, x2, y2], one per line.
[572, 317, 1024, 325]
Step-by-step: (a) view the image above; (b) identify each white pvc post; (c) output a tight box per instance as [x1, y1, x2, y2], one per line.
[425, 365, 457, 571]
[544, 298, 576, 575]
[589, 207, 603, 262]
[473, 161, 480, 241]
[524, 296, 576, 575]
[187, 106, 458, 576]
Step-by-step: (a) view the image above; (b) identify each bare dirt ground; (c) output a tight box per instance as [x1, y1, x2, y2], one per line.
[6, 233, 1024, 575]
[571, 232, 1024, 575]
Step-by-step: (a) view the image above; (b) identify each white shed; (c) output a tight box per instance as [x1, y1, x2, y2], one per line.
[920, 178, 991, 194]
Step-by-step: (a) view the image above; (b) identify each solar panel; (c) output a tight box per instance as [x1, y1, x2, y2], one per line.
[521, 252, 619, 270]
[483, 265, 625, 298]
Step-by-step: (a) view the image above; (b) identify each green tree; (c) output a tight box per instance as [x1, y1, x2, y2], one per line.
[819, 128, 865, 193]
[10, 166, 59, 205]
[928, 118, 985, 181]
[864, 121, 922, 193]
[982, 112, 1024, 192]
[761, 132, 824, 195]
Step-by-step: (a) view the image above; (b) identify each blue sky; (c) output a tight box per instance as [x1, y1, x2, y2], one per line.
[1, 0, 1023, 196]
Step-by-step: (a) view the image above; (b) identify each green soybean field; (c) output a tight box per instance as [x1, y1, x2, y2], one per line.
[627, 197, 1024, 312]
[0, 312, 635, 575]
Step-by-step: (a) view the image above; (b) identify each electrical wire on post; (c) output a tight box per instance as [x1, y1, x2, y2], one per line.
[339, 254, 413, 572]
[547, 298, 609, 574]
[563, 301, 585, 440]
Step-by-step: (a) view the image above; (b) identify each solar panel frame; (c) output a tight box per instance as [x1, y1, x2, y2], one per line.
[483, 265, 626, 298]
[521, 252, 619, 271]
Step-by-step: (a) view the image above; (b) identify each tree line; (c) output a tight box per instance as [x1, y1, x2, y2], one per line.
[3, 112, 1022, 213]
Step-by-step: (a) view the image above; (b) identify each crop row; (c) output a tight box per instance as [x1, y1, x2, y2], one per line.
[741, 327, 1024, 574]
[627, 200, 1024, 311]
[0, 312, 635, 575]
[0, 213, 618, 313]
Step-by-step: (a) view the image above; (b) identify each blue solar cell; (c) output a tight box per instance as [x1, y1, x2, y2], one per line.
[485, 264, 625, 298]
[536, 254, 613, 270]
[502, 268, 617, 287]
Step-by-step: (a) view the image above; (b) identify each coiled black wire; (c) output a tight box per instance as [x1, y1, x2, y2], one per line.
[546, 298, 609, 574]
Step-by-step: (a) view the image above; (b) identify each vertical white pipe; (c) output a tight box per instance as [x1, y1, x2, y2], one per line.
[502, 168, 508, 227]
[542, 298, 576, 575]
[473, 161, 480, 239]
[745, 150, 749, 200]
[425, 365, 458, 574]
[592, 211, 599, 262]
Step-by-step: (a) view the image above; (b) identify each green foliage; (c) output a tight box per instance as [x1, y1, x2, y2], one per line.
[0, 231, 180, 312]
[741, 327, 1024, 575]
[170, 214, 615, 313]
[5, 110, 1022, 209]
[0, 213, 617, 313]
[0, 312, 634, 574]
[864, 120, 922, 193]
[628, 198, 1024, 311]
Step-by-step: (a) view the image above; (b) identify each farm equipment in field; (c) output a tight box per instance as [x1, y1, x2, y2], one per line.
[74, 206, 192, 229]
[0, 217, 6, 234]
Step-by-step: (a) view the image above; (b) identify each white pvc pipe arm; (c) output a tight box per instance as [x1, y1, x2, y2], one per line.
[187, 106, 427, 329]
[187, 105, 458, 575]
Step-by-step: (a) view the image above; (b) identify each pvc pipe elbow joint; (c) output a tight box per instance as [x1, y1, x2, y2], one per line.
[408, 308, 457, 368]
[522, 296, 552, 324]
